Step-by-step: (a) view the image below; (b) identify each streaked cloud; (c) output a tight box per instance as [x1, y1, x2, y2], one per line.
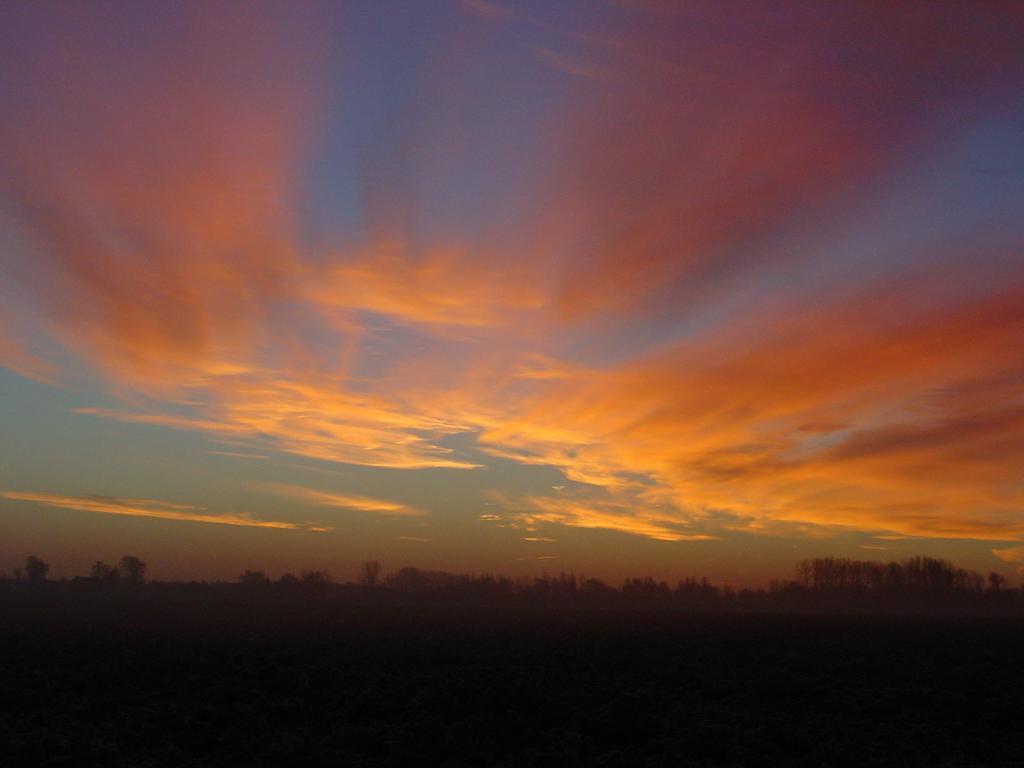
[0, 490, 325, 531]
[470, 269, 1024, 541]
[516, 497, 715, 543]
[307, 248, 546, 329]
[204, 450, 271, 460]
[0, 1, 1023, 557]
[270, 484, 425, 517]
[75, 385, 480, 470]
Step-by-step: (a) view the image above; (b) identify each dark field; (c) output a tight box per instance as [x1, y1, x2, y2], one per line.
[2, 598, 1023, 767]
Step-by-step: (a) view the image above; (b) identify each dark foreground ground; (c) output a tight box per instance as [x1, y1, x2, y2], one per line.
[2, 598, 1022, 767]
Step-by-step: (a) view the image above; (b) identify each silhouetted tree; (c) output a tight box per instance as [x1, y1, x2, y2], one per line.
[529, 572, 578, 596]
[387, 567, 425, 590]
[796, 559, 813, 587]
[387, 566, 469, 591]
[581, 577, 613, 594]
[358, 560, 382, 587]
[300, 569, 332, 586]
[462, 573, 514, 597]
[119, 555, 146, 585]
[238, 570, 271, 586]
[25, 555, 49, 584]
[90, 561, 120, 582]
[676, 577, 720, 607]
[1, 551, 1016, 615]
[622, 576, 670, 598]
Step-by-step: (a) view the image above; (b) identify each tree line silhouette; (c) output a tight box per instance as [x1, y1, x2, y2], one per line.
[2, 553, 1021, 615]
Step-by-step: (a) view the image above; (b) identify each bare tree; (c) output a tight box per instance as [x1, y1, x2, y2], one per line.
[90, 561, 120, 582]
[358, 560, 382, 587]
[119, 555, 146, 585]
[25, 555, 49, 584]
[300, 569, 332, 586]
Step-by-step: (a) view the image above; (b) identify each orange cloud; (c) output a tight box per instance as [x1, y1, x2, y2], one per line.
[269, 484, 425, 517]
[1, 2, 1023, 552]
[75, 375, 481, 470]
[0, 3, 324, 394]
[993, 546, 1024, 563]
[516, 497, 714, 543]
[467, 269, 1024, 541]
[993, 545, 1024, 573]
[307, 247, 546, 329]
[0, 490, 326, 531]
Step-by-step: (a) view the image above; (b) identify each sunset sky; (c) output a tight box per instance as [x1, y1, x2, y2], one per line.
[2, 1, 1024, 584]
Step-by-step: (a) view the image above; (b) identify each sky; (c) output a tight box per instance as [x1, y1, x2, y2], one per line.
[2, 0, 1024, 585]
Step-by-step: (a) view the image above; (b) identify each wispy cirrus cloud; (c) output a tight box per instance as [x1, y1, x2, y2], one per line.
[537, 2, 1024, 325]
[1, 2, 1023, 551]
[483, 494, 715, 543]
[0, 490, 327, 531]
[269, 484, 425, 517]
[466, 267, 1024, 541]
[75, 377, 481, 471]
[307, 248, 547, 330]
